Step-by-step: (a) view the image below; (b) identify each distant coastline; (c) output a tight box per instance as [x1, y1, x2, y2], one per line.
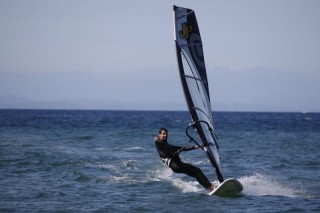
[0, 97, 318, 114]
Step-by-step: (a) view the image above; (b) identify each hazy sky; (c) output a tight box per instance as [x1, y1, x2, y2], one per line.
[1, 0, 320, 111]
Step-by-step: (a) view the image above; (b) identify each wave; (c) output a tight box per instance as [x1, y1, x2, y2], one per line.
[76, 135, 95, 141]
[123, 147, 145, 151]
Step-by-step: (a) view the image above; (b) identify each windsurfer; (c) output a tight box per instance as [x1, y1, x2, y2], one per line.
[154, 127, 216, 192]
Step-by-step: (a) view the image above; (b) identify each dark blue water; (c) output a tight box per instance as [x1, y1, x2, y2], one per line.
[0, 110, 319, 212]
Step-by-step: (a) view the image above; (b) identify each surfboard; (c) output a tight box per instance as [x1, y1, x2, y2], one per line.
[209, 178, 243, 196]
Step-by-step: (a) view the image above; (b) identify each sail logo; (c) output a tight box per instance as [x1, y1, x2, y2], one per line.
[179, 23, 193, 39]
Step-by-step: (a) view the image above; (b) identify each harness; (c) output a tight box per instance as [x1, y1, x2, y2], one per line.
[160, 157, 172, 167]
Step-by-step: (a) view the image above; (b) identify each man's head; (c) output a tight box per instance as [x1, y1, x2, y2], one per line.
[158, 128, 168, 141]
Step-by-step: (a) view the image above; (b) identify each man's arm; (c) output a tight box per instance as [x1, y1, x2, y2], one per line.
[179, 145, 201, 152]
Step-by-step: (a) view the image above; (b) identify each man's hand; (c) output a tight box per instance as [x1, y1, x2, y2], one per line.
[195, 144, 204, 149]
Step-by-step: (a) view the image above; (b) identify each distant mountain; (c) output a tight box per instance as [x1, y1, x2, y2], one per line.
[0, 95, 78, 109]
[0, 95, 186, 111]
[0, 94, 315, 112]
[0, 68, 319, 112]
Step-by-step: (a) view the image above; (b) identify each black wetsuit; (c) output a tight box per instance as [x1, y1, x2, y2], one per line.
[155, 140, 212, 189]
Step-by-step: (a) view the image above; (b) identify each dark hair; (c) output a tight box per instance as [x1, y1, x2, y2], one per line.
[159, 128, 168, 134]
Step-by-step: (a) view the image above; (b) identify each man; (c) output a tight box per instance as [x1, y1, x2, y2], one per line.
[154, 127, 215, 191]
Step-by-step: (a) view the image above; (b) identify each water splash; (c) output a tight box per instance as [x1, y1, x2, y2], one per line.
[150, 169, 307, 197]
[151, 167, 204, 193]
[239, 173, 303, 197]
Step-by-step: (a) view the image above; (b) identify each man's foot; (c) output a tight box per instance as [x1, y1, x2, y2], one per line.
[207, 184, 216, 192]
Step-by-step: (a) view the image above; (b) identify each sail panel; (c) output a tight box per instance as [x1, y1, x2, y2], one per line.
[173, 5, 223, 179]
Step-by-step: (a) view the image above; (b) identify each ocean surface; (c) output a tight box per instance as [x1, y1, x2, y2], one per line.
[0, 109, 319, 212]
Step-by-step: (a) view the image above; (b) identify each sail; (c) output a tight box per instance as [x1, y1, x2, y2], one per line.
[173, 5, 224, 183]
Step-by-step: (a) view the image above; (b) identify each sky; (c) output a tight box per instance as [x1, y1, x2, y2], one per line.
[0, 0, 320, 112]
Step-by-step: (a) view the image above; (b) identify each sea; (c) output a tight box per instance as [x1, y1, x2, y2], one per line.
[0, 109, 319, 212]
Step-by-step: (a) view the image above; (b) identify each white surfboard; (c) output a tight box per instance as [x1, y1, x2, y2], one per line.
[209, 178, 243, 196]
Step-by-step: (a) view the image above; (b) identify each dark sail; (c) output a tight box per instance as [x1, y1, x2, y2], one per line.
[173, 5, 224, 183]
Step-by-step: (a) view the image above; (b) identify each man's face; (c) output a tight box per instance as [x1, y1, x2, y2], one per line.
[159, 130, 167, 141]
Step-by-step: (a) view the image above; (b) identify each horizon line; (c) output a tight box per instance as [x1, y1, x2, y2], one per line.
[0, 108, 318, 114]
